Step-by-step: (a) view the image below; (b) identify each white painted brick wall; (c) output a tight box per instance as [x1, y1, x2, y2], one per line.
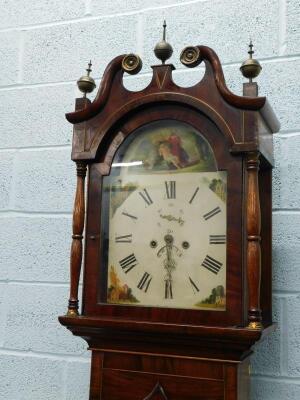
[0, 1, 299, 399]
[0, 85, 75, 148]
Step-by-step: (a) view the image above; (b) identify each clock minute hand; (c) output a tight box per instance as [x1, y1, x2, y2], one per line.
[164, 277, 173, 299]
[163, 234, 176, 299]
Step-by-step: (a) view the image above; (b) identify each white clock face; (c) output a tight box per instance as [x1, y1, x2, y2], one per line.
[105, 172, 227, 310]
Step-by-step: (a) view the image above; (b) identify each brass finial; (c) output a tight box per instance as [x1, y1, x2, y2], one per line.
[180, 46, 201, 68]
[154, 20, 173, 64]
[248, 40, 254, 58]
[122, 54, 143, 75]
[240, 40, 262, 82]
[77, 60, 96, 98]
[163, 19, 167, 41]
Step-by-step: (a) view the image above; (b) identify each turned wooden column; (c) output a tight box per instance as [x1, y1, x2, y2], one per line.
[246, 152, 262, 329]
[67, 161, 87, 316]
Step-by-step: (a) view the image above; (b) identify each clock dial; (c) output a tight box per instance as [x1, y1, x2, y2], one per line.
[105, 172, 227, 310]
[100, 119, 227, 311]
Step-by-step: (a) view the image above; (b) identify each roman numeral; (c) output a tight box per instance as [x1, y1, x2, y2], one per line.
[119, 253, 137, 273]
[122, 211, 138, 220]
[137, 272, 152, 292]
[139, 189, 153, 206]
[115, 234, 132, 243]
[189, 187, 199, 204]
[165, 280, 173, 299]
[209, 235, 226, 244]
[203, 206, 221, 220]
[201, 255, 222, 274]
[189, 276, 200, 293]
[165, 181, 176, 199]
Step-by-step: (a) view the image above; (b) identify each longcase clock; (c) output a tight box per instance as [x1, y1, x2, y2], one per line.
[59, 26, 280, 400]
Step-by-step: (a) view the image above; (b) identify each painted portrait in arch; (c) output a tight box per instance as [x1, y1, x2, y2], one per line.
[112, 120, 217, 174]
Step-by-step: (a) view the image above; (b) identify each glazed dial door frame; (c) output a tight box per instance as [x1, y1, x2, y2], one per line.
[83, 104, 245, 327]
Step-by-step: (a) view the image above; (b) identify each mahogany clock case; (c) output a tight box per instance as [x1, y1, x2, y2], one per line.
[85, 103, 244, 327]
[58, 45, 279, 400]
[58, 45, 279, 328]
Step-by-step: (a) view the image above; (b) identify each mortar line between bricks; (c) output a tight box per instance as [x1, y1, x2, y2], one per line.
[61, 362, 68, 400]
[277, 130, 300, 137]
[0, 210, 72, 217]
[0, 280, 71, 287]
[85, 0, 92, 16]
[0, 14, 137, 33]
[17, 30, 25, 84]
[0, 80, 77, 91]
[0, 348, 90, 362]
[8, 152, 18, 210]
[0, 286, 9, 348]
[273, 290, 300, 297]
[0, 0, 208, 33]
[0, 144, 71, 152]
[0, 0, 197, 33]
[136, 13, 144, 58]
[281, 297, 289, 375]
[251, 374, 300, 383]
[272, 209, 300, 214]
[0, 54, 299, 92]
[278, 0, 287, 56]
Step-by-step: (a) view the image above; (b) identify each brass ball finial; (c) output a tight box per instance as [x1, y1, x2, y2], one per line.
[154, 20, 173, 64]
[240, 40, 262, 82]
[77, 60, 96, 98]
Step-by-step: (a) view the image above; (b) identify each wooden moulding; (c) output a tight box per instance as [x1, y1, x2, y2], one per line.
[246, 152, 262, 329]
[58, 314, 276, 362]
[66, 47, 268, 124]
[65, 46, 279, 139]
[67, 161, 87, 316]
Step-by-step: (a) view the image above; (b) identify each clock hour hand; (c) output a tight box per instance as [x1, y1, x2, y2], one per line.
[162, 234, 176, 299]
[163, 234, 176, 272]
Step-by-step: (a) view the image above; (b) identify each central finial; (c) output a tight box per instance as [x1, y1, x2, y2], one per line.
[154, 20, 173, 64]
[240, 40, 262, 83]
